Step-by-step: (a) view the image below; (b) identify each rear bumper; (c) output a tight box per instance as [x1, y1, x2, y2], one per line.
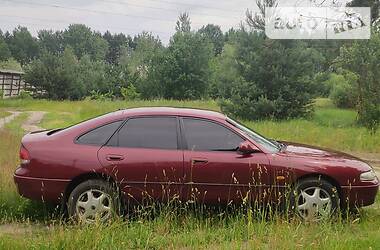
[14, 167, 70, 204]
[341, 183, 379, 207]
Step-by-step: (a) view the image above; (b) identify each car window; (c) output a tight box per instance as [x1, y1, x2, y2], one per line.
[77, 120, 123, 145]
[115, 117, 178, 150]
[182, 118, 243, 151]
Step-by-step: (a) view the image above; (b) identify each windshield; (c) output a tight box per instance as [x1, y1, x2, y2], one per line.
[226, 117, 279, 153]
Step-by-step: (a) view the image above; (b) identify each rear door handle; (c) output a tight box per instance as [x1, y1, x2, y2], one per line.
[191, 158, 208, 165]
[106, 154, 125, 161]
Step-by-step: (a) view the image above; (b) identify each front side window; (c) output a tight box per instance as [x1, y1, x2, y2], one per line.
[182, 118, 243, 151]
[226, 117, 279, 153]
[77, 120, 123, 145]
[115, 117, 178, 150]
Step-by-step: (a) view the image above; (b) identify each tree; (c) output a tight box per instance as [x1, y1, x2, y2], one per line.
[7, 26, 39, 65]
[220, 31, 324, 120]
[325, 70, 358, 108]
[38, 30, 64, 55]
[0, 34, 11, 61]
[198, 24, 224, 55]
[103, 31, 132, 64]
[246, 0, 278, 31]
[209, 43, 240, 98]
[117, 32, 163, 97]
[62, 24, 109, 61]
[25, 48, 87, 100]
[175, 12, 191, 33]
[160, 32, 213, 99]
[336, 32, 380, 132]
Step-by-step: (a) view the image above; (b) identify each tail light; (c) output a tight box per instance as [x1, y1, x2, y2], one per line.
[19, 145, 30, 165]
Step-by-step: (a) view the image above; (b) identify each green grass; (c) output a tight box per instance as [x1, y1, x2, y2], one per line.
[0, 110, 11, 119]
[0, 98, 379, 249]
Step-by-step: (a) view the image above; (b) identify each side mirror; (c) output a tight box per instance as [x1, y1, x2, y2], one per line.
[238, 140, 260, 155]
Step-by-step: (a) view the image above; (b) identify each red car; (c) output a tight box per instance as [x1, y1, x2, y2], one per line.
[14, 107, 378, 222]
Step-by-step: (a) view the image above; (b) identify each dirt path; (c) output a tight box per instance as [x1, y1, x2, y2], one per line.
[21, 111, 47, 132]
[0, 111, 22, 129]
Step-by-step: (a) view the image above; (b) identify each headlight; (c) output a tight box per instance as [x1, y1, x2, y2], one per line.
[360, 170, 377, 182]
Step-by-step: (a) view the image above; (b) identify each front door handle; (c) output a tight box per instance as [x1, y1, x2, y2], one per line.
[106, 154, 125, 161]
[191, 158, 208, 165]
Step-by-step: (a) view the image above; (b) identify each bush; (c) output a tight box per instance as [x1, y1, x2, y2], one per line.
[329, 82, 356, 108]
[0, 58, 22, 71]
[121, 84, 140, 100]
[0, 89, 3, 99]
[358, 102, 380, 134]
[325, 72, 357, 108]
[87, 90, 114, 101]
[17, 90, 33, 99]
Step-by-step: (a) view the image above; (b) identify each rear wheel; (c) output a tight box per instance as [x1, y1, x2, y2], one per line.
[67, 179, 120, 223]
[291, 177, 340, 221]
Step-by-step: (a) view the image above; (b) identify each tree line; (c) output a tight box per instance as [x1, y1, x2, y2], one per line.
[0, 0, 379, 131]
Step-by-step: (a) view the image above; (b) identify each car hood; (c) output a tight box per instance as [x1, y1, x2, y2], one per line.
[280, 141, 362, 162]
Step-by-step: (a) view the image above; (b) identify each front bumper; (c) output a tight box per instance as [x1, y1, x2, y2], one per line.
[14, 166, 70, 204]
[341, 182, 379, 207]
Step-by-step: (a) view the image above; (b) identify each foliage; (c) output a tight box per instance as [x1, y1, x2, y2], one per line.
[5, 26, 39, 65]
[0, 89, 3, 99]
[37, 30, 63, 55]
[87, 90, 114, 101]
[24, 48, 84, 100]
[17, 90, 33, 100]
[358, 102, 380, 133]
[175, 12, 191, 33]
[0, 35, 11, 61]
[103, 31, 132, 64]
[0, 57, 22, 71]
[336, 32, 380, 132]
[209, 43, 239, 99]
[159, 32, 213, 99]
[62, 24, 109, 61]
[120, 84, 140, 100]
[198, 24, 224, 55]
[221, 32, 322, 120]
[325, 71, 358, 108]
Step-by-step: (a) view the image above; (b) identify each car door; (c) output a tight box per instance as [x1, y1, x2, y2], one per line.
[180, 117, 271, 205]
[98, 116, 185, 203]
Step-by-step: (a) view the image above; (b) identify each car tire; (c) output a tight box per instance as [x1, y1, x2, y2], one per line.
[67, 179, 121, 223]
[290, 177, 340, 221]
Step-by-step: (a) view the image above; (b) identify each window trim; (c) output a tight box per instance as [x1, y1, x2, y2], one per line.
[106, 115, 182, 150]
[179, 117, 245, 152]
[74, 119, 125, 146]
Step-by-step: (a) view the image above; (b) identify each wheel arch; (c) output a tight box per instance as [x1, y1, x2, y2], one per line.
[296, 173, 342, 199]
[61, 172, 120, 209]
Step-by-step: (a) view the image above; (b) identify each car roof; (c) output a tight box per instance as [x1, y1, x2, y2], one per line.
[119, 107, 226, 121]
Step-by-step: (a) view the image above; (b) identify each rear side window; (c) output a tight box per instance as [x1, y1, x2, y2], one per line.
[114, 117, 178, 150]
[182, 118, 243, 151]
[77, 121, 123, 145]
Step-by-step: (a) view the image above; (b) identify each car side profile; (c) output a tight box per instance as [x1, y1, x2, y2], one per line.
[14, 107, 379, 222]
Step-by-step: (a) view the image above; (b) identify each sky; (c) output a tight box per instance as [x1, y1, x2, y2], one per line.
[0, 0, 353, 43]
[0, 0, 259, 43]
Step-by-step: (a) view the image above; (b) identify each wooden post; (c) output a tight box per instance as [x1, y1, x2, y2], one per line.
[1, 74, 4, 92]
[9, 74, 13, 97]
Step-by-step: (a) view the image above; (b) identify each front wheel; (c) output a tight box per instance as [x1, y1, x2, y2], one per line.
[67, 179, 121, 223]
[291, 177, 340, 221]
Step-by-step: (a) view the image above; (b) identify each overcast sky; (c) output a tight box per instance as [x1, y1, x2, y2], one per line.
[0, 0, 353, 43]
[0, 0, 260, 43]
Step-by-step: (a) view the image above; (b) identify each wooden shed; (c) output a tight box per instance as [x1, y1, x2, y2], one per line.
[0, 69, 27, 98]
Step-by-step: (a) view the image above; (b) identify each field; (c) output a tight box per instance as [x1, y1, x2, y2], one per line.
[0, 98, 380, 249]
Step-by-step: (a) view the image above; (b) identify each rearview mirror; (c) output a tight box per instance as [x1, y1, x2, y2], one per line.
[238, 140, 260, 155]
